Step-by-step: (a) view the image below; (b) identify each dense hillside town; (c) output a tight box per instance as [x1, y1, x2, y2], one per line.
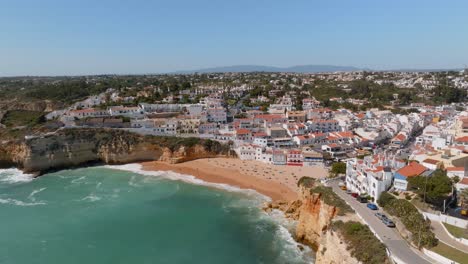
[2, 70, 468, 199]
[2, 70, 468, 263]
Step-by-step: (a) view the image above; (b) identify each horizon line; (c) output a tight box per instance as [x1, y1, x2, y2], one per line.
[0, 65, 465, 78]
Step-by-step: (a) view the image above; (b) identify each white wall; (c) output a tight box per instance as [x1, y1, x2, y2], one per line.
[422, 212, 468, 229]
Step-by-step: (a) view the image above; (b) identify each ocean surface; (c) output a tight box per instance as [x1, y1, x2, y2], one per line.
[0, 165, 314, 264]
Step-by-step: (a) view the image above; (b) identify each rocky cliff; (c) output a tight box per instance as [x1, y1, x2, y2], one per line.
[0, 128, 231, 174]
[264, 179, 389, 264]
[265, 184, 360, 264]
[294, 186, 360, 264]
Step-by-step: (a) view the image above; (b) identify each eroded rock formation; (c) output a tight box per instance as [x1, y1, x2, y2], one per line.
[0, 128, 231, 174]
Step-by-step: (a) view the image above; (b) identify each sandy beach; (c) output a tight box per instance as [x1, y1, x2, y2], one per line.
[141, 158, 328, 202]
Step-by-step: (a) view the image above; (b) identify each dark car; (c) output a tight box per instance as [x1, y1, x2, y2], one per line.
[351, 193, 359, 198]
[367, 203, 378, 210]
[356, 196, 368, 203]
[382, 218, 396, 227]
[375, 213, 387, 220]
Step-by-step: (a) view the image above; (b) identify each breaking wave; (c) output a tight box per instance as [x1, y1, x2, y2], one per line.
[104, 164, 270, 204]
[0, 198, 46, 206]
[103, 164, 313, 263]
[0, 168, 34, 184]
[80, 194, 102, 202]
[27, 188, 46, 202]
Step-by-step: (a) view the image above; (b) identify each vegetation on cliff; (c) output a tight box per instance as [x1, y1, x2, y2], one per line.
[297, 176, 316, 188]
[1, 110, 45, 128]
[0, 128, 233, 173]
[331, 221, 389, 264]
[298, 177, 352, 216]
[310, 185, 353, 216]
[147, 135, 230, 154]
[38, 128, 232, 156]
[378, 192, 438, 248]
[295, 177, 391, 264]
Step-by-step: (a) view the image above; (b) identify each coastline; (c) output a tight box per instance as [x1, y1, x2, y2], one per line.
[140, 158, 328, 202]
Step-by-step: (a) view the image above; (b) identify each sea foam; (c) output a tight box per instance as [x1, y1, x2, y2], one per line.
[103, 163, 271, 203]
[27, 188, 46, 202]
[0, 198, 46, 206]
[0, 168, 34, 184]
[103, 164, 314, 262]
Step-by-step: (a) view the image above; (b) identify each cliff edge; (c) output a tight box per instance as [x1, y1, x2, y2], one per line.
[265, 177, 389, 264]
[0, 128, 232, 174]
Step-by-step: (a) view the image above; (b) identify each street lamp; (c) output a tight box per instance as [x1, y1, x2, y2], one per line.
[418, 174, 429, 248]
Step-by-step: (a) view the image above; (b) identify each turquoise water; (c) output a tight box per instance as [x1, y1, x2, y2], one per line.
[0, 166, 313, 264]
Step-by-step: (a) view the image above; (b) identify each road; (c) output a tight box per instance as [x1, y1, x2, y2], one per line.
[431, 221, 468, 253]
[329, 181, 433, 264]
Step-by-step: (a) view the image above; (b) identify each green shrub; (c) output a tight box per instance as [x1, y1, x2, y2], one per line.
[332, 221, 389, 264]
[310, 186, 353, 216]
[330, 162, 346, 174]
[1, 110, 45, 128]
[405, 194, 412, 200]
[297, 176, 315, 188]
[378, 192, 438, 248]
[357, 153, 371, 159]
[378, 191, 396, 207]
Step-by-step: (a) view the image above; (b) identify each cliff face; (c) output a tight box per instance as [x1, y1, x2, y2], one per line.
[268, 185, 360, 264]
[0, 99, 62, 112]
[314, 227, 359, 264]
[295, 187, 338, 248]
[0, 128, 230, 174]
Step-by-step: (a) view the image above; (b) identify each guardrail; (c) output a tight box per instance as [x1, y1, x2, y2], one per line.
[422, 248, 459, 264]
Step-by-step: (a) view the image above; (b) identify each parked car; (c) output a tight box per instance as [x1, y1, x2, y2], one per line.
[346, 190, 352, 194]
[382, 218, 396, 227]
[375, 213, 387, 220]
[351, 193, 359, 198]
[356, 196, 368, 203]
[340, 185, 347, 191]
[367, 203, 378, 210]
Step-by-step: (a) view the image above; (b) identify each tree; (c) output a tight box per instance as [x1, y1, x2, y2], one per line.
[408, 170, 453, 206]
[377, 192, 396, 207]
[331, 162, 346, 175]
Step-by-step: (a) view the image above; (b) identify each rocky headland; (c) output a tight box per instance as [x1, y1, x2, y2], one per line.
[264, 178, 390, 264]
[0, 128, 232, 175]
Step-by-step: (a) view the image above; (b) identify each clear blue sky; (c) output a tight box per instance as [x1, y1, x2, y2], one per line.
[1, 0, 467, 76]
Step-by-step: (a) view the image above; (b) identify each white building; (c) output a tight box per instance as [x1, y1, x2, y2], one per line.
[345, 153, 405, 200]
[68, 108, 109, 119]
[109, 106, 143, 117]
[207, 108, 227, 123]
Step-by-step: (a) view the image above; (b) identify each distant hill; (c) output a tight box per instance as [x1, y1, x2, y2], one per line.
[173, 65, 364, 74]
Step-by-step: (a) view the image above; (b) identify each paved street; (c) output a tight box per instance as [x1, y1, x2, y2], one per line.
[329, 181, 433, 264]
[432, 221, 468, 253]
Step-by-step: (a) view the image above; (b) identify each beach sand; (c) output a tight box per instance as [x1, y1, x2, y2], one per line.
[141, 158, 328, 202]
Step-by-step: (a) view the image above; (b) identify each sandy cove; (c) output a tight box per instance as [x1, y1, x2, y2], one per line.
[140, 158, 328, 202]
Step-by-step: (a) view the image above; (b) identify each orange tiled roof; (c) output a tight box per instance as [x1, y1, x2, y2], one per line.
[460, 177, 468, 185]
[396, 162, 427, 177]
[446, 167, 464, 171]
[456, 136, 468, 143]
[393, 133, 406, 141]
[236, 129, 251, 135]
[422, 158, 440, 165]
